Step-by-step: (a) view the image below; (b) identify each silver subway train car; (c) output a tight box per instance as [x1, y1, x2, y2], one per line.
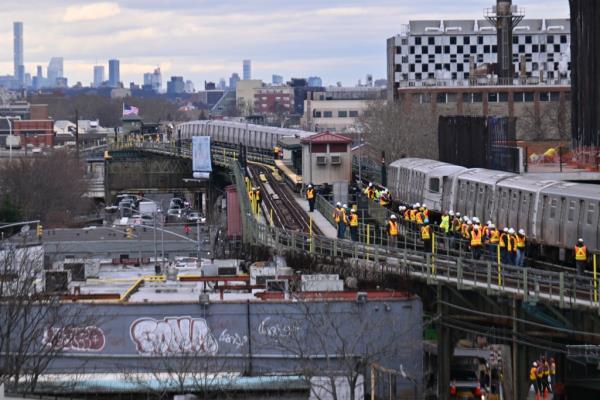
[388, 158, 600, 253]
[177, 120, 312, 151]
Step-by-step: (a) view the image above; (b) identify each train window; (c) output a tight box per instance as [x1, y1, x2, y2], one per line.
[550, 198, 557, 218]
[567, 200, 575, 221]
[429, 178, 440, 193]
[587, 203, 595, 225]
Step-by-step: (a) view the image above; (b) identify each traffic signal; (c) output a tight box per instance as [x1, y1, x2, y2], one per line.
[36, 224, 43, 237]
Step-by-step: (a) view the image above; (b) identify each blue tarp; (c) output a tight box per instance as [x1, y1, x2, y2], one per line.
[192, 136, 212, 173]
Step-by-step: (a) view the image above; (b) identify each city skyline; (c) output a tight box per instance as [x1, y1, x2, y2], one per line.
[0, 0, 569, 87]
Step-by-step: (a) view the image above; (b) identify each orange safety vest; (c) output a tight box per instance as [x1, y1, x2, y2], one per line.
[423, 209, 430, 219]
[255, 189, 262, 201]
[508, 235, 517, 252]
[409, 209, 416, 222]
[341, 209, 348, 224]
[461, 223, 469, 238]
[349, 214, 359, 227]
[416, 212, 424, 225]
[530, 367, 537, 381]
[575, 245, 587, 261]
[489, 229, 500, 244]
[306, 188, 315, 200]
[367, 188, 375, 199]
[516, 234, 526, 248]
[333, 208, 342, 223]
[470, 227, 482, 246]
[380, 194, 390, 206]
[403, 209, 411, 220]
[388, 221, 398, 236]
[482, 226, 490, 238]
[499, 233, 508, 248]
[421, 225, 431, 240]
[452, 218, 461, 233]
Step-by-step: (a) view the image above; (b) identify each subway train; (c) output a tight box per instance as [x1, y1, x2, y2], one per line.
[177, 120, 312, 152]
[387, 158, 600, 256]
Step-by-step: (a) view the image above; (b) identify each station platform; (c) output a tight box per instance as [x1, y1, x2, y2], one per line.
[293, 196, 338, 239]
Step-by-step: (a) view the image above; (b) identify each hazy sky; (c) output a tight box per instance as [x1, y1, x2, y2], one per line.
[0, 0, 569, 87]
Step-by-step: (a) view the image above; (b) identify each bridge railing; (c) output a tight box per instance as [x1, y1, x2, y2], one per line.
[234, 164, 600, 310]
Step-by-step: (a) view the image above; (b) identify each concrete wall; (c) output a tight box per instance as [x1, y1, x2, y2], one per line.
[302, 143, 352, 186]
[302, 99, 367, 132]
[236, 80, 263, 115]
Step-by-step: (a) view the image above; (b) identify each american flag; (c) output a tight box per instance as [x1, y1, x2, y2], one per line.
[123, 103, 139, 116]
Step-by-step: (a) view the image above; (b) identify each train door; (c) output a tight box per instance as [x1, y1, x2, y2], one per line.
[519, 192, 533, 235]
[579, 200, 597, 249]
[559, 198, 569, 247]
[457, 180, 467, 215]
[508, 190, 520, 230]
[485, 185, 495, 222]
[424, 175, 442, 211]
[442, 176, 453, 212]
[575, 199, 586, 242]
[466, 182, 475, 217]
[475, 184, 486, 219]
[497, 188, 509, 228]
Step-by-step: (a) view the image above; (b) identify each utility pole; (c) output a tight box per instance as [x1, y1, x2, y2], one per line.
[75, 109, 80, 160]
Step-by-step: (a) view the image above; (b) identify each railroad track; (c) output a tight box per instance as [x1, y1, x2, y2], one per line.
[247, 164, 321, 235]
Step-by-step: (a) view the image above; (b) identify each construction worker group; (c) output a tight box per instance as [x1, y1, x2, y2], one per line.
[332, 202, 359, 241]
[529, 356, 556, 399]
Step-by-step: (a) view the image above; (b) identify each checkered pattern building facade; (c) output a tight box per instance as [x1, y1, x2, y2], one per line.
[389, 19, 570, 89]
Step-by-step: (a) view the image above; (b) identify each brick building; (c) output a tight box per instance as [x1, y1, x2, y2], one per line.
[253, 86, 294, 115]
[14, 119, 54, 147]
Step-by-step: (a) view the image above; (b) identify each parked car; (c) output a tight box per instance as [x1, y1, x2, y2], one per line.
[449, 367, 484, 399]
[186, 211, 206, 224]
[166, 208, 183, 222]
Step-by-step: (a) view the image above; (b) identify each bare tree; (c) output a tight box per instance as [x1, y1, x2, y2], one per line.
[544, 100, 571, 141]
[0, 245, 98, 394]
[359, 99, 438, 161]
[255, 297, 422, 400]
[0, 150, 92, 227]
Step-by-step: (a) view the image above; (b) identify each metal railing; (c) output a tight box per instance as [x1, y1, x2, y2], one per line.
[234, 163, 600, 311]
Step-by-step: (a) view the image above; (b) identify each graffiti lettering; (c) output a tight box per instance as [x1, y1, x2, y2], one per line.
[130, 316, 218, 355]
[258, 317, 299, 338]
[218, 329, 248, 349]
[43, 326, 105, 352]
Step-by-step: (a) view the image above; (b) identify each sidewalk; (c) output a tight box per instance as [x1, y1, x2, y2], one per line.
[293, 196, 338, 239]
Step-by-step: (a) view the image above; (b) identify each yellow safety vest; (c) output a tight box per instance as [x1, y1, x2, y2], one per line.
[489, 229, 500, 244]
[575, 245, 587, 261]
[421, 225, 430, 240]
[416, 212, 424, 225]
[306, 188, 315, 200]
[537, 366, 543, 379]
[388, 221, 398, 236]
[248, 191, 254, 200]
[516, 234, 526, 248]
[439, 215, 450, 233]
[403, 210, 411, 220]
[380, 194, 390, 206]
[530, 367, 537, 381]
[550, 362, 556, 375]
[409, 210, 416, 222]
[349, 214, 358, 227]
[333, 208, 342, 223]
[452, 218, 461, 233]
[508, 235, 517, 252]
[470, 228, 482, 246]
[499, 233, 508, 248]
[543, 362, 550, 376]
[255, 190, 262, 201]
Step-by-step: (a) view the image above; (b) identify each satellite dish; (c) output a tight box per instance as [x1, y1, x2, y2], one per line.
[20, 225, 30, 234]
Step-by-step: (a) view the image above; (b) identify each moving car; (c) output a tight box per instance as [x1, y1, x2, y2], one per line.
[450, 367, 484, 399]
[186, 211, 206, 224]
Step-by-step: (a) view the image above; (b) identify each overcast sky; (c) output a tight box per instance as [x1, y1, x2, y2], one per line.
[0, 0, 569, 87]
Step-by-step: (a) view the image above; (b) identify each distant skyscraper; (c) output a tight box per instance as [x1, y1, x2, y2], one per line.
[307, 76, 323, 87]
[167, 76, 185, 94]
[47, 57, 64, 87]
[243, 60, 251, 80]
[229, 73, 240, 89]
[185, 80, 195, 93]
[13, 22, 24, 87]
[108, 59, 120, 87]
[36, 65, 43, 79]
[218, 78, 227, 90]
[272, 74, 283, 85]
[93, 66, 105, 87]
[142, 67, 161, 92]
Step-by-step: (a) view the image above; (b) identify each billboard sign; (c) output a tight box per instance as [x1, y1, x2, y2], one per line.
[192, 136, 212, 177]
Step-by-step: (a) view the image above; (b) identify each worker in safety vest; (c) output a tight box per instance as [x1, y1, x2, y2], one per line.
[450, 212, 460, 248]
[387, 214, 399, 248]
[507, 228, 518, 265]
[530, 362, 541, 398]
[470, 223, 483, 260]
[255, 187, 262, 209]
[415, 207, 425, 225]
[374, 189, 382, 202]
[516, 229, 527, 267]
[333, 202, 345, 239]
[499, 228, 509, 264]
[248, 187, 256, 214]
[536, 360, 545, 398]
[439, 211, 450, 234]
[421, 221, 432, 252]
[399, 205, 407, 221]
[409, 204, 418, 223]
[541, 356, 552, 396]
[461, 217, 471, 240]
[364, 183, 375, 200]
[574, 238, 587, 275]
[348, 209, 359, 242]
[482, 220, 491, 239]
[549, 357, 556, 392]
[422, 204, 430, 221]
[380, 189, 391, 207]
[306, 184, 316, 212]
[486, 223, 500, 261]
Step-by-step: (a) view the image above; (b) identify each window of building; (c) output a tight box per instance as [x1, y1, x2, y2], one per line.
[548, 54, 554, 62]
[323, 111, 332, 118]
[396, 46, 401, 54]
[532, 62, 539, 71]
[472, 92, 482, 102]
[429, 54, 435, 62]
[540, 92, 550, 102]
[462, 93, 472, 103]
[311, 143, 327, 153]
[409, 64, 415, 72]
[338, 111, 347, 118]
[415, 37, 422, 45]
[463, 36, 470, 45]
[513, 36, 519, 44]
[395, 64, 402, 72]
[451, 72, 457, 79]
[499, 92, 508, 102]
[428, 37, 435, 45]
[435, 45, 442, 54]
[444, 45, 450, 54]
[437, 93, 447, 103]
[524, 92, 534, 102]
[470, 45, 477, 54]
[422, 64, 429, 72]
[540, 44, 546, 52]
[447, 93, 457, 102]
[550, 92, 560, 101]
[547, 35, 554, 44]
[560, 35, 567, 44]
[525, 35, 532, 44]
[484, 45, 490, 53]
[477, 54, 484, 63]
[422, 46, 428, 54]
[457, 63, 464, 72]
[514, 92, 524, 102]
[415, 55, 422, 62]
[314, 111, 321, 118]
[410, 46, 415, 54]
[330, 143, 347, 153]
[478, 36, 484, 45]
[450, 36, 457, 45]
[349, 111, 359, 117]
[420, 93, 431, 104]
[444, 63, 451, 70]
[457, 45, 463, 54]
[401, 38, 408, 45]
[488, 92, 498, 102]
[492, 45, 497, 53]
[415, 73, 422, 80]
[435, 63, 442, 70]
[518, 44, 525, 53]
[554, 44, 560, 53]
[532, 44, 539, 53]
[402, 56, 409, 63]
[450, 54, 457, 62]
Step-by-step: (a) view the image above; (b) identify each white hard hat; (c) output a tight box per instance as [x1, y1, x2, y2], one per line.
[399, 206, 405, 211]
[415, 203, 420, 208]
[518, 229, 525, 235]
[467, 220, 473, 225]
[474, 224, 479, 229]
[422, 203, 427, 209]
[533, 362, 538, 367]
[463, 216, 468, 221]
[487, 220, 492, 225]
[473, 217, 480, 223]
[455, 212, 461, 217]
[489, 223, 495, 229]
[503, 227, 508, 233]
[390, 214, 397, 219]
[368, 182, 373, 187]
[343, 204, 348, 208]
[578, 238, 584, 243]
[508, 228, 515, 234]
[449, 210, 454, 216]
[350, 208, 356, 213]
[336, 202, 341, 207]
[308, 184, 312, 188]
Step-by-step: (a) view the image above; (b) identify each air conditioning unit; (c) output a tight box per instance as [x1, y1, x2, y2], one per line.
[45, 271, 69, 293]
[266, 279, 288, 292]
[330, 155, 342, 165]
[316, 156, 327, 165]
[218, 266, 238, 276]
